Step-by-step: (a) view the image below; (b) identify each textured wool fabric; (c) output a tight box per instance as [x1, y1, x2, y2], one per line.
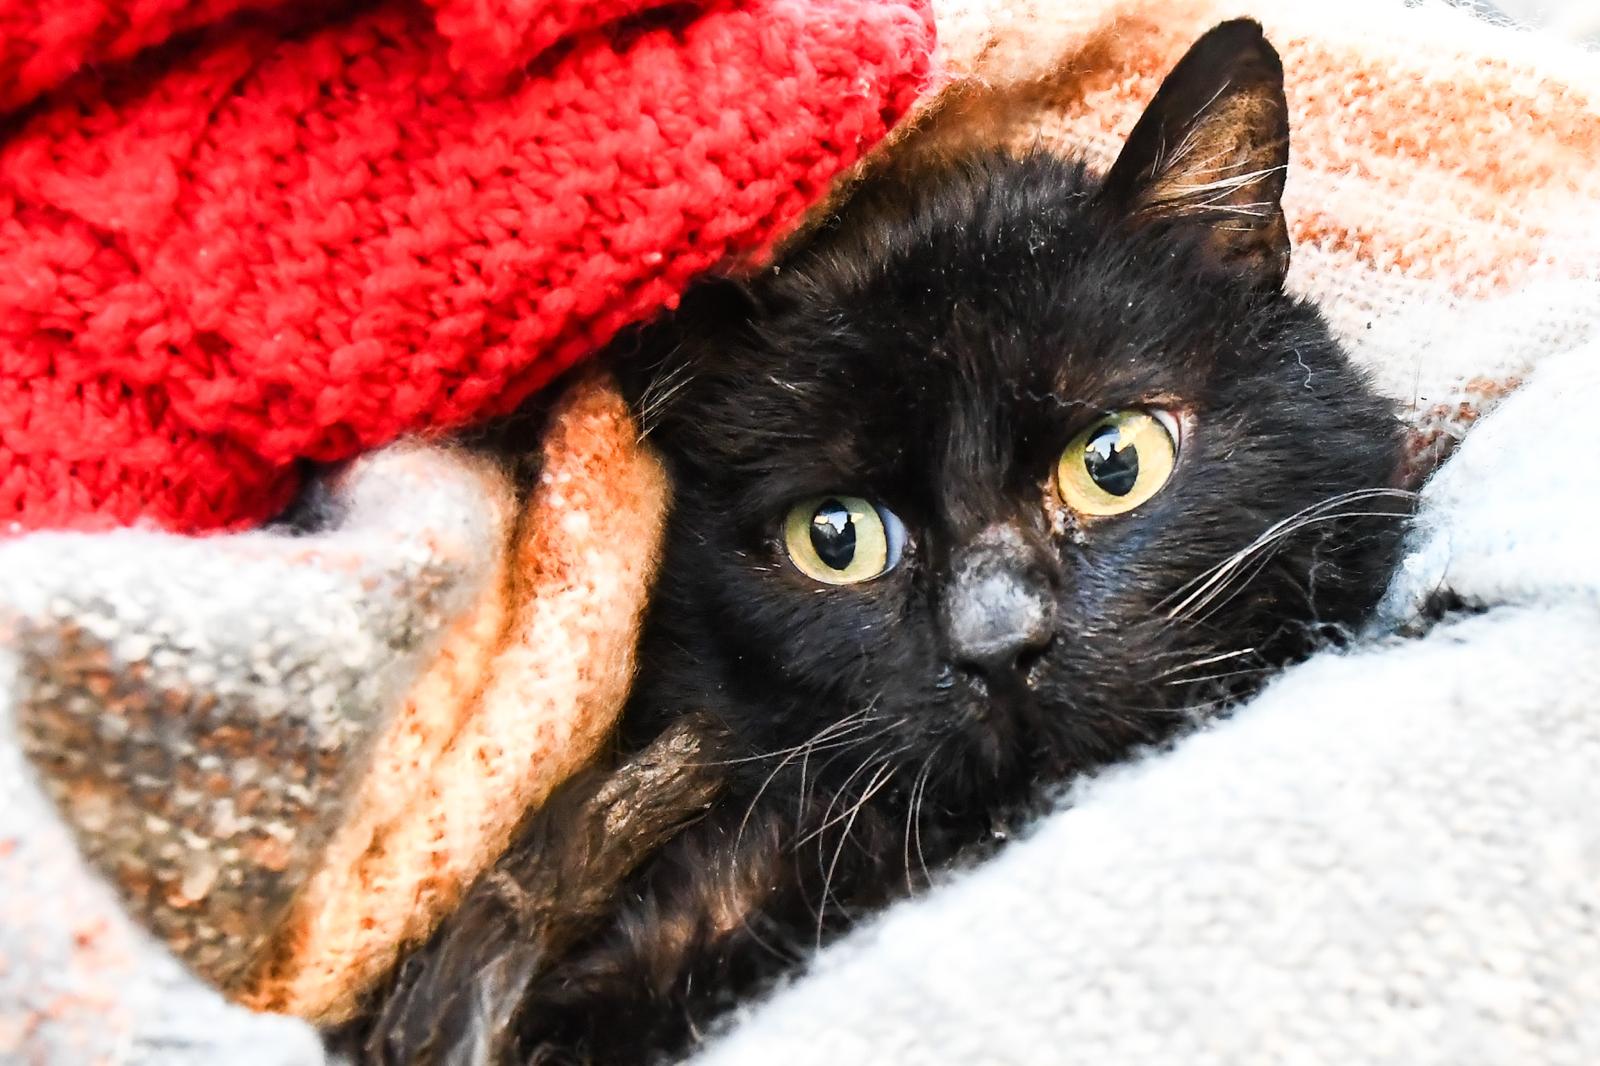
[0, 436, 503, 1063]
[241, 377, 672, 1022]
[0, 373, 666, 1029]
[1, 440, 513, 1005]
[690, 343, 1600, 1066]
[425, 0, 687, 90]
[0, 724, 330, 1065]
[0, 0, 277, 112]
[0, 0, 933, 532]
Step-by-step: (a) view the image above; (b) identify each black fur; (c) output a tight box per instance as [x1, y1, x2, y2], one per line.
[344, 22, 1410, 1066]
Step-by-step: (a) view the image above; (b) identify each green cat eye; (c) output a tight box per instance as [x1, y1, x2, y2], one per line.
[783, 495, 906, 585]
[1057, 410, 1178, 517]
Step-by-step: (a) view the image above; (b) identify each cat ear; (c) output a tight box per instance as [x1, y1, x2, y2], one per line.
[615, 277, 756, 439]
[1098, 19, 1291, 289]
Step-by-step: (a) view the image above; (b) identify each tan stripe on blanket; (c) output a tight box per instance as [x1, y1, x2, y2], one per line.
[237, 375, 670, 1022]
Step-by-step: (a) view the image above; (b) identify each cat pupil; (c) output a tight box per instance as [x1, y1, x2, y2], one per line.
[1084, 424, 1139, 496]
[810, 499, 857, 569]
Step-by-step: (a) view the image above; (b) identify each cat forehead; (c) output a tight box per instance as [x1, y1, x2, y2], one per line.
[747, 262, 1217, 425]
[715, 322, 1192, 511]
[758, 168, 1235, 392]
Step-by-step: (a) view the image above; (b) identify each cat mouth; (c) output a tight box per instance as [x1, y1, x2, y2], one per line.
[1023, 644, 1054, 689]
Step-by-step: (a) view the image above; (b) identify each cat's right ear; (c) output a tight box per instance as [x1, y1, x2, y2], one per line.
[1097, 20, 1291, 289]
[614, 276, 756, 439]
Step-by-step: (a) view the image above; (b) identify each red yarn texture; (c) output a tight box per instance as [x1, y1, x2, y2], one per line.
[0, 0, 934, 532]
[0, 0, 278, 113]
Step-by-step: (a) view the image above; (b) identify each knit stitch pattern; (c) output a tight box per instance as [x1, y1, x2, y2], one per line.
[0, 0, 277, 113]
[0, 0, 934, 532]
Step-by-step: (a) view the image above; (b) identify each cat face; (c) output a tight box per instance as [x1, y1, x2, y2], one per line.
[623, 22, 1406, 836]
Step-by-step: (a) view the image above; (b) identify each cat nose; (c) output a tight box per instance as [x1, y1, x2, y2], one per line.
[941, 524, 1056, 683]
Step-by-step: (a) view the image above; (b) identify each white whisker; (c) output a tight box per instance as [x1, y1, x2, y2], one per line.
[903, 750, 939, 895]
[733, 711, 885, 851]
[1153, 646, 1259, 679]
[1159, 488, 1413, 623]
[816, 757, 899, 948]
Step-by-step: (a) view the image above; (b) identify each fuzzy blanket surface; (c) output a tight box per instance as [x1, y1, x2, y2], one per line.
[3, 0, 1599, 1063]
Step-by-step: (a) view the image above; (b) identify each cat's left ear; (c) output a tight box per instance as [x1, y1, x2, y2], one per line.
[615, 276, 757, 439]
[1098, 19, 1290, 289]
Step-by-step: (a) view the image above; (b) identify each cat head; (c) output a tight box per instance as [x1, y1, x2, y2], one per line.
[621, 21, 1406, 850]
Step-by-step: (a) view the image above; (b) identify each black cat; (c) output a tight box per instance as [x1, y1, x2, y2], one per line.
[350, 20, 1409, 1065]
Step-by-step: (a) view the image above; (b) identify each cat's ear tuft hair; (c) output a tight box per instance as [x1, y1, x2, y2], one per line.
[1098, 19, 1291, 289]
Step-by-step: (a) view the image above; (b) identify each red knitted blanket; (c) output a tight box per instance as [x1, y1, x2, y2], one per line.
[0, 0, 933, 532]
